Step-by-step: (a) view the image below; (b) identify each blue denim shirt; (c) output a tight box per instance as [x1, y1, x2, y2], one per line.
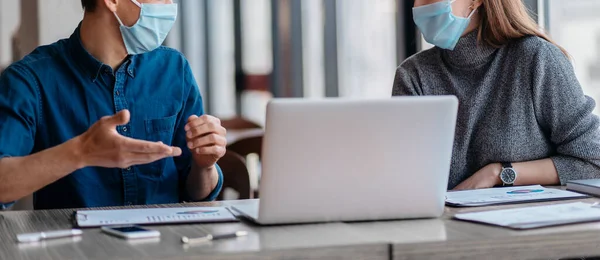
[0, 26, 222, 210]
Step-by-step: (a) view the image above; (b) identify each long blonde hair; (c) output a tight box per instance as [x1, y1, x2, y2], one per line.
[477, 0, 569, 57]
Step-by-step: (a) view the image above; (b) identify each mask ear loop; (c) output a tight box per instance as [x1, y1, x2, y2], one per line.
[467, 7, 477, 18]
[449, 0, 477, 18]
[130, 0, 142, 8]
[113, 0, 143, 27]
[467, 1, 478, 18]
[113, 12, 125, 26]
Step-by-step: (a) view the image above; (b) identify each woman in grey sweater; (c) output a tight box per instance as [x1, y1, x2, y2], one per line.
[393, 0, 600, 190]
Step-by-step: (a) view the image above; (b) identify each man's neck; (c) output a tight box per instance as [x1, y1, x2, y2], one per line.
[80, 12, 128, 70]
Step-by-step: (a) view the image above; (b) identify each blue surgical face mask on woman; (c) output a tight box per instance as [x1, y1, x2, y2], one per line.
[412, 0, 476, 50]
[113, 0, 178, 55]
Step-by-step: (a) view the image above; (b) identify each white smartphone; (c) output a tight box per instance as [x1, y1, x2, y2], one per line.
[100, 225, 160, 240]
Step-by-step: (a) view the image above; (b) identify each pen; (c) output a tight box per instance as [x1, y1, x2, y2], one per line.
[17, 229, 83, 243]
[181, 231, 248, 244]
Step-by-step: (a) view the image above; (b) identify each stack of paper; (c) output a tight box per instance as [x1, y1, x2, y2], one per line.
[446, 185, 587, 207]
[75, 207, 238, 227]
[454, 202, 600, 229]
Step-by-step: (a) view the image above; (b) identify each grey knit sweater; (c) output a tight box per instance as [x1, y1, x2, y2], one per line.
[393, 31, 600, 189]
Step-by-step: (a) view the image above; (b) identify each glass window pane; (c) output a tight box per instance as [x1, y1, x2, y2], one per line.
[301, 0, 325, 98]
[547, 0, 600, 115]
[207, 0, 237, 118]
[241, 0, 273, 75]
[336, 0, 397, 98]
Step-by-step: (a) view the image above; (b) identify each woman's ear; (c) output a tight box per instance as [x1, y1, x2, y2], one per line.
[470, 0, 484, 10]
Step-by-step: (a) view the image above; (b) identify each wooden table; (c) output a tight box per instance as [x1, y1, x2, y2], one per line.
[3, 198, 600, 260]
[395, 198, 600, 260]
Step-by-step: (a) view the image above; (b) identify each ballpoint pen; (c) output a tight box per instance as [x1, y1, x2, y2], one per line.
[181, 231, 248, 244]
[16, 229, 83, 243]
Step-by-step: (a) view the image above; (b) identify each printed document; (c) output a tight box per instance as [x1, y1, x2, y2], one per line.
[454, 202, 600, 229]
[446, 185, 587, 207]
[75, 207, 237, 227]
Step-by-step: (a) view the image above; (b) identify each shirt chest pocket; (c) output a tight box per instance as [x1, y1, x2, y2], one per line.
[145, 114, 178, 137]
[139, 114, 179, 177]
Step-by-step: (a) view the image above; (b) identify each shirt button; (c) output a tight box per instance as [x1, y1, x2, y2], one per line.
[123, 126, 128, 132]
[104, 68, 110, 74]
[126, 167, 131, 171]
[115, 91, 120, 96]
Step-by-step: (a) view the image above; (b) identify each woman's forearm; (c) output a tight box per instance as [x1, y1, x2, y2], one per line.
[512, 158, 560, 186]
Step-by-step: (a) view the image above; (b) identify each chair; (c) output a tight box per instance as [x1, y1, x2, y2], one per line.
[217, 150, 252, 200]
[221, 116, 264, 199]
[225, 131, 263, 199]
[227, 135, 263, 158]
[221, 116, 261, 130]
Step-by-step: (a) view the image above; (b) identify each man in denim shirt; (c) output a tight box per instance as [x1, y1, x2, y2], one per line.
[0, 0, 225, 209]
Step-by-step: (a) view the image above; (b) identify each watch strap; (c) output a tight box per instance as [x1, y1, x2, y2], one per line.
[501, 162, 512, 169]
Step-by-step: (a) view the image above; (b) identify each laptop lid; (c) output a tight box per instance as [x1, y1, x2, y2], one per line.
[255, 96, 458, 225]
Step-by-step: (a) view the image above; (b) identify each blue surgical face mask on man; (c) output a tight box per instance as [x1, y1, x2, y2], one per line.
[113, 0, 178, 55]
[412, 0, 476, 50]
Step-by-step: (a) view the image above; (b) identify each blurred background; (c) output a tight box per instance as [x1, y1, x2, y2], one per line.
[1, 1, 599, 121]
[1, 0, 599, 204]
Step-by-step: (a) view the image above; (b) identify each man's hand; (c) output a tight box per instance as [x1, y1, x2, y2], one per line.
[184, 115, 227, 168]
[453, 163, 502, 191]
[75, 110, 182, 169]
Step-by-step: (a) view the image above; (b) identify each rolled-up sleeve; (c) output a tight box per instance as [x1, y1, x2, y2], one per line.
[0, 65, 39, 207]
[532, 43, 600, 184]
[202, 164, 224, 201]
[0, 65, 38, 157]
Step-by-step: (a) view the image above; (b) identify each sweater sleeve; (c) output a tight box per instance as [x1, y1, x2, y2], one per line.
[392, 62, 422, 96]
[532, 42, 600, 184]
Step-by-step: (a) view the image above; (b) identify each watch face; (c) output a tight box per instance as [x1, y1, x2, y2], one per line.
[501, 168, 517, 184]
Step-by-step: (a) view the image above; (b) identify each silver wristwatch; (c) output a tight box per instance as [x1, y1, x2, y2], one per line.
[500, 162, 517, 186]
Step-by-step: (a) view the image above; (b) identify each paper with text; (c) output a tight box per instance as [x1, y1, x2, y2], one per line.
[454, 202, 600, 229]
[75, 207, 237, 227]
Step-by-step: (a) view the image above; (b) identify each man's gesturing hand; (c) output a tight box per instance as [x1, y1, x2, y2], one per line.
[75, 110, 182, 169]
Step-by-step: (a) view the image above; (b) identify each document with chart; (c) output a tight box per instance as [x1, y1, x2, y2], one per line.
[445, 185, 588, 207]
[74, 207, 238, 227]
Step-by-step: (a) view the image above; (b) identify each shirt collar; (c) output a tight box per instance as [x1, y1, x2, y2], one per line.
[69, 23, 137, 82]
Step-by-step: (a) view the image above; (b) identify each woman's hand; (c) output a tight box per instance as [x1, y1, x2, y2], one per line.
[453, 163, 502, 191]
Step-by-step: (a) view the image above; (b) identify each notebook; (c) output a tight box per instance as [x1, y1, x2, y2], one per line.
[74, 207, 238, 227]
[454, 202, 600, 230]
[446, 185, 587, 207]
[566, 179, 600, 197]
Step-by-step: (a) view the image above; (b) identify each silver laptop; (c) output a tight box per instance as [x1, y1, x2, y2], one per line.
[233, 96, 458, 225]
